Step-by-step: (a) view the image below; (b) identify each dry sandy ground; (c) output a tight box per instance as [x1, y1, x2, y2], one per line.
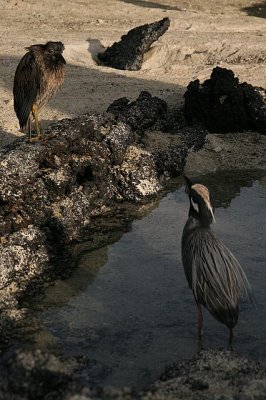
[1, 0, 266, 146]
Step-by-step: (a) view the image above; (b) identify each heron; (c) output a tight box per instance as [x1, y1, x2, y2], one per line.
[181, 176, 254, 343]
[13, 41, 66, 141]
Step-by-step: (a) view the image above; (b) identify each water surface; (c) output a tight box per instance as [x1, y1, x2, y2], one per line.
[26, 170, 266, 389]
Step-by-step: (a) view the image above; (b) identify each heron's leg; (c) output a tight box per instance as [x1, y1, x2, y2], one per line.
[29, 117, 31, 141]
[32, 104, 41, 139]
[27, 116, 32, 142]
[197, 303, 203, 338]
[229, 328, 234, 347]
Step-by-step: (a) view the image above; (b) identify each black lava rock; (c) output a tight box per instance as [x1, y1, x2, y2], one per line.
[97, 17, 170, 71]
[153, 350, 266, 400]
[3, 350, 72, 400]
[184, 66, 266, 134]
[107, 91, 168, 134]
[178, 126, 207, 152]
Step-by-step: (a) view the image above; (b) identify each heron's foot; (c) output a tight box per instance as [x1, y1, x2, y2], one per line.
[39, 132, 57, 144]
[27, 134, 42, 143]
[197, 336, 204, 353]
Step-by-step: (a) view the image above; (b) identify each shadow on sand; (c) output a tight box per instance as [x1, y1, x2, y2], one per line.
[0, 45, 184, 141]
[119, 0, 182, 11]
[241, 1, 266, 18]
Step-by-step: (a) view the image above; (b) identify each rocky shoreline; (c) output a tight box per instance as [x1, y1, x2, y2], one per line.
[0, 85, 265, 399]
[1, 347, 266, 400]
[0, 91, 206, 341]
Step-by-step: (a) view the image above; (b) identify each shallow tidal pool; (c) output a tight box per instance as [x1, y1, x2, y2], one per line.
[24, 170, 266, 389]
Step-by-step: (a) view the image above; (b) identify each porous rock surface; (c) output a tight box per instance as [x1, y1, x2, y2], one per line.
[97, 18, 170, 71]
[1, 349, 265, 400]
[0, 349, 72, 400]
[145, 350, 266, 400]
[184, 66, 266, 134]
[107, 91, 168, 134]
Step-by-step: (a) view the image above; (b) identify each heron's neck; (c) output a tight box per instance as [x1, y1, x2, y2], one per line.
[189, 203, 213, 228]
[188, 211, 212, 229]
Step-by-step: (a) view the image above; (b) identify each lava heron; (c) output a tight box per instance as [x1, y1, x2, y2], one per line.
[13, 41, 66, 141]
[182, 176, 254, 343]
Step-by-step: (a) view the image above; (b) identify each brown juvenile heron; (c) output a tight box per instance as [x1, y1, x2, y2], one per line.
[182, 176, 254, 343]
[13, 41, 66, 141]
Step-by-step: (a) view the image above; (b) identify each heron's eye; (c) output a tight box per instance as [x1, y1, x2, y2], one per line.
[49, 49, 55, 54]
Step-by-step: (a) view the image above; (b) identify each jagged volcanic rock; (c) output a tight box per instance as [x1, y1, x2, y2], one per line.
[148, 350, 266, 400]
[97, 18, 170, 70]
[184, 66, 266, 133]
[107, 91, 168, 134]
[1, 350, 72, 400]
[0, 92, 205, 323]
[1, 349, 266, 400]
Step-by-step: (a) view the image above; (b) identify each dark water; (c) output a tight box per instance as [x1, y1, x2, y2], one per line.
[26, 170, 266, 389]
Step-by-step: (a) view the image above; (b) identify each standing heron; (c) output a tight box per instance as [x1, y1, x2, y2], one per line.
[182, 176, 254, 343]
[13, 41, 66, 141]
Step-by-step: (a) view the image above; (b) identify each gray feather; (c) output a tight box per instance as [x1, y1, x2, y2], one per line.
[182, 216, 253, 328]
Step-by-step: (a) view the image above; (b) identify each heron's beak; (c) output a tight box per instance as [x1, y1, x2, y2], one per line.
[210, 207, 216, 223]
[183, 175, 193, 195]
[207, 202, 216, 223]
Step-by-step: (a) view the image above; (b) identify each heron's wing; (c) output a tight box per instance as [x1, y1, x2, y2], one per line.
[198, 235, 252, 300]
[196, 232, 254, 325]
[13, 52, 40, 130]
[182, 227, 254, 327]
